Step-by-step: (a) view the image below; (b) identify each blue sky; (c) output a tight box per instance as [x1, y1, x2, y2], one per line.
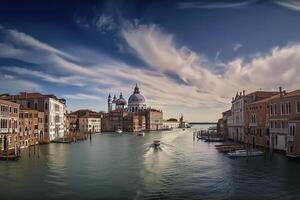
[1, 0, 300, 121]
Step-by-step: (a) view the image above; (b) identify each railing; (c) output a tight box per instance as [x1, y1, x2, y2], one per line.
[269, 128, 288, 134]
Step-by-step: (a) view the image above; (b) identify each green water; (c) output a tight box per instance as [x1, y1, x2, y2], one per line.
[0, 125, 300, 200]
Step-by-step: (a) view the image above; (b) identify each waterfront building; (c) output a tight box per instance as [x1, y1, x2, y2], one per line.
[245, 93, 280, 148]
[268, 88, 300, 153]
[19, 108, 44, 147]
[102, 84, 163, 132]
[228, 90, 279, 142]
[0, 99, 19, 151]
[163, 120, 180, 129]
[217, 109, 231, 137]
[68, 109, 103, 133]
[79, 115, 101, 134]
[0, 92, 67, 141]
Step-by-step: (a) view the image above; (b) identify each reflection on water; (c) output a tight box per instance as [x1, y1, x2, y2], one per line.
[0, 125, 300, 200]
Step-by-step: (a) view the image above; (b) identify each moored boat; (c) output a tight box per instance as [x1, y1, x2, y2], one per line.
[227, 150, 263, 158]
[116, 129, 123, 134]
[138, 132, 145, 136]
[205, 137, 224, 142]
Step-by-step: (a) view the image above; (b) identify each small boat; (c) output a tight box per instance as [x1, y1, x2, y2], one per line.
[205, 137, 224, 142]
[116, 129, 123, 134]
[0, 154, 20, 161]
[227, 150, 263, 158]
[138, 132, 145, 136]
[153, 140, 160, 147]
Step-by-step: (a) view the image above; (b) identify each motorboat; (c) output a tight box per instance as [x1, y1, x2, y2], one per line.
[227, 150, 263, 158]
[153, 140, 161, 147]
[138, 132, 145, 136]
[116, 129, 123, 134]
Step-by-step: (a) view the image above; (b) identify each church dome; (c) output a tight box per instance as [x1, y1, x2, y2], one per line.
[115, 93, 127, 106]
[128, 84, 145, 104]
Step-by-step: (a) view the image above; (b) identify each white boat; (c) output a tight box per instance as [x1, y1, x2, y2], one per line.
[116, 129, 123, 134]
[138, 132, 145, 136]
[227, 150, 264, 158]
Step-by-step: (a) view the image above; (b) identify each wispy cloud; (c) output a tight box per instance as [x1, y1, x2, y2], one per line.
[178, 0, 258, 9]
[272, 0, 300, 11]
[64, 93, 101, 100]
[1, 22, 300, 120]
[95, 15, 116, 33]
[0, 74, 40, 92]
[233, 43, 242, 51]
[215, 50, 222, 60]
[1, 66, 86, 87]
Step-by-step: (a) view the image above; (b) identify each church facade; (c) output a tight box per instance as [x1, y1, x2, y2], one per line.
[102, 84, 163, 132]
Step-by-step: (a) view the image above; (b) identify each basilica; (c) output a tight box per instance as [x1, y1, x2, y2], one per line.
[101, 84, 163, 132]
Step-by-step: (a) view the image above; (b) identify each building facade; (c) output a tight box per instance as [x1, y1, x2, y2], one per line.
[0, 92, 67, 141]
[19, 109, 44, 148]
[268, 89, 300, 152]
[228, 91, 279, 142]
[79, 116, 101, 133]
[0, 99, 19, 151]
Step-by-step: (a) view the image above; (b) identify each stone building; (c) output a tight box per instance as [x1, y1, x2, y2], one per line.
[228, 90, 279, 142]
[268, 88, 300, 153]
[0, 99, 19, 151]
[102, 84, 163, 132]
[0, 92, 67, 141]
[217, 109, 231, 137]
[245, 93, 280, 148]
[19, 108, 44, 147]
[68, 109, 103, 133]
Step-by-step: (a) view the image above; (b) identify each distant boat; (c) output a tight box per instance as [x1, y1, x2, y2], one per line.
[227, 150, 263, 158]
[153, 140, 160, 147]
[116, 129, 123, 134]
[138, 132, 145, 136]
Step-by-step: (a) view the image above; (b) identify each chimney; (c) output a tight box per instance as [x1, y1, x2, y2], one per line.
[279, 86, 282, 97]
[240, 92, 242, 96]
[243, 90, 245, 96]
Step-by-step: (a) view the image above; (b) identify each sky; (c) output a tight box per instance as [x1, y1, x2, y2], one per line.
[1, 0, 300, 121]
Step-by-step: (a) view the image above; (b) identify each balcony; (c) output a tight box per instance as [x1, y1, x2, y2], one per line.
[287, 135, 294, 142]
[0, 128, 8, 133]
[249, 123, 257, 127]
[269, 128, 288, 134]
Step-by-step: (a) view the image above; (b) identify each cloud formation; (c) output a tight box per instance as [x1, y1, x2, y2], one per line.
[233, 43, 242, 52]
[1, 22, 300, 120]
[273, 0, 300, 11]
[178, 0, 258, 9]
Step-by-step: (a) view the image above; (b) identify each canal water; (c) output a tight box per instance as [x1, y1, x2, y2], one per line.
[1, 125, 300, 200]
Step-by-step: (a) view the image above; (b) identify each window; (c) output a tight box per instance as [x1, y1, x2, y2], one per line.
[270, 105, 273, 115]
[281, 121, 285, 128]
[274, 104, 277, 114]
[290, 146, 293, 153]
[275, 135, 278, 146]
[9, 107, 12, 112]
[45, 102, 48, 111]
[27, 102, 31, 108]
[281, 103, 285, 115]
[45, 115, 48, 123]
[296, 101, 300, 113]
[34, 102, 38, 110]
